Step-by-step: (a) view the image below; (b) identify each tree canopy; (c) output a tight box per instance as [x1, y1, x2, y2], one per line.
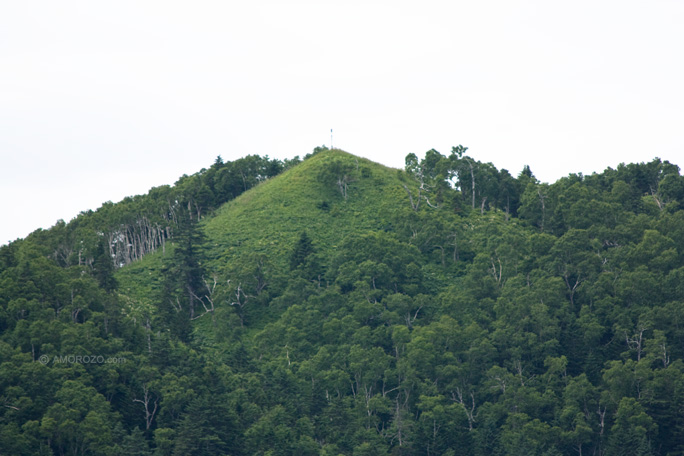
[2, 148, 684, 455]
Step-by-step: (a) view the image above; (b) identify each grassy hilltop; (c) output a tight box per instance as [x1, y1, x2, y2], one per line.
[203, 149, 408, 271]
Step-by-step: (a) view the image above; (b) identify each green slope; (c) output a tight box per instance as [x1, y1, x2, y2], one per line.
[115, 149, 415, 327]
[203, 149, 409, 272]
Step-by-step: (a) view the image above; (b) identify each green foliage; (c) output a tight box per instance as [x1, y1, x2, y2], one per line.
[290, 231, 315, 271]
[2, 149, 684, 455]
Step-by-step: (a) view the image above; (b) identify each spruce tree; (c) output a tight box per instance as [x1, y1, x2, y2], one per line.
[290, 231, 314, 271]
[92, 237, 118, 292]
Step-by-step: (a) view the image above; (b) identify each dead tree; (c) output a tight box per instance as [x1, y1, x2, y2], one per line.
[190, 275, 219, 321]
[133, 384, 158, 430]
[229, 281, 249, 327]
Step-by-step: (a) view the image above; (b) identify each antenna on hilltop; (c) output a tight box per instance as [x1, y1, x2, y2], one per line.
[330, 129, 333, 150]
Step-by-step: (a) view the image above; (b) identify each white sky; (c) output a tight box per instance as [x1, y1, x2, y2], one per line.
[1, 0, 683, 245]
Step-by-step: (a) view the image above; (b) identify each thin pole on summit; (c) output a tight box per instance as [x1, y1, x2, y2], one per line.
[330, 129, 333, 150]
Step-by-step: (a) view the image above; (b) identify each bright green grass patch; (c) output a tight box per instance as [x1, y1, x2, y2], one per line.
[115, 245, 169, 308]
[203, 149, 411, 274]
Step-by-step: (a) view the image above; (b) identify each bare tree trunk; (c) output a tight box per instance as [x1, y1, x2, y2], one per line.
[538, 188, 546, 232]
[403, 185, 420, 211]
[468, 160, 476, 209]
[626, 325, 647, 361]
[145, 318, 152, 355]
[133, 385, 158, 430]
[452, 387, 477, 431]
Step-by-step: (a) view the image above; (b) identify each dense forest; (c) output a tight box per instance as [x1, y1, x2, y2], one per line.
[2, 147, 684, 455]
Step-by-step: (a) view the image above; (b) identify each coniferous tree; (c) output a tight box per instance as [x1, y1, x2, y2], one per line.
[174, 205, 207, 321]
[290, 231, 314, 271]
[158, 204, 208, 340]
[92, 237, 118, 292]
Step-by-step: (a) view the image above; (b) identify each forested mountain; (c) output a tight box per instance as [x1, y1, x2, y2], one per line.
[2, 148, 684, 455]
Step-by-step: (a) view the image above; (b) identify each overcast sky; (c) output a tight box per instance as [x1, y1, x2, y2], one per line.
[1, 0, 683, 245]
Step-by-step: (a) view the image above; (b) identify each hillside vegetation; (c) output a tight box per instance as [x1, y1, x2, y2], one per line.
[2, 147, 684, 455]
